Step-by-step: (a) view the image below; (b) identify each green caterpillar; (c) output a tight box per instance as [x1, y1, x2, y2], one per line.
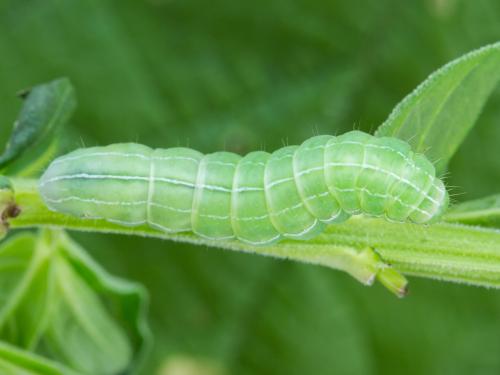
[39, 131, 449, 245]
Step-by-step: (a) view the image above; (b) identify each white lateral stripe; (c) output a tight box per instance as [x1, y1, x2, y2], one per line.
[239, 160, 266, 167]
[340, 140, 435, 179]
[323, 209, 343, 222]
[197, 213, 230, 220]
[107, 218, 147, 226]
[326, 140, 444, 196]
[151, 202, 192, 213]
[152, 155, 199, 163]
[283, 219, 319, 238]
[45, 184, 432, 219]
[205, 160, 237, 168]
[193, 230, 235, 241]
[238, 234, 281, 246]
[298, 139, 443, 196]
[326, 162, 439, 205]
[53, 152, 150, 163]
[41, 173, 263, 193]
[332, 186, 432, 217]
[266, 176, 294, 188]
[149, 220, 189, 233]
[44, 196, 147, 206]
[236, 213, 270, 221]
[266, 165, 324, 189]
[44, 195, 195, 214]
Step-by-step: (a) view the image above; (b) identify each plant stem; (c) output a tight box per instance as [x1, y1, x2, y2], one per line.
[9, 178, 500, 292]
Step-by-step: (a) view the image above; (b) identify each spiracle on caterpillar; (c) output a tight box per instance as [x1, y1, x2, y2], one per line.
[39, 130, 449, 246]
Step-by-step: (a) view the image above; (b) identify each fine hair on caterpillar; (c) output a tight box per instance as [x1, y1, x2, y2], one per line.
[39, 130, 449, 246]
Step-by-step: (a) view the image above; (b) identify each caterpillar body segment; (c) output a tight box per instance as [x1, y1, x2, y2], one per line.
[39, 131, 449, 246]
[232, 151, 281, 245]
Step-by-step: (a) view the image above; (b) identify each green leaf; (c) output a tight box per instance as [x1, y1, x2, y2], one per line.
[0, 230, 150, 374]
[0, 340, 82, 375]
[444, 194, 500, 228]
[0, 232, 54, 349]
[46, 230, 152, 374]
[0, 78, 76, 175]
[375, 42, 500, 173]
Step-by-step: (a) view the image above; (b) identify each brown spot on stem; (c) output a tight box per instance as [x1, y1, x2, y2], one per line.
[7, 204, 21, 218]
[1, 204, 20, 226]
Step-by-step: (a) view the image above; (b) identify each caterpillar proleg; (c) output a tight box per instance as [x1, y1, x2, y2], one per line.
[39, 131, 449, 246]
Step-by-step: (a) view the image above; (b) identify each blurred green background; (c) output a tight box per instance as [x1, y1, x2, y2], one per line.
[1, 0, 500, 374]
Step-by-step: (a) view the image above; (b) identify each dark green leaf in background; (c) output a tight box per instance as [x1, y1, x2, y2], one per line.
[0, 78, 76, 176]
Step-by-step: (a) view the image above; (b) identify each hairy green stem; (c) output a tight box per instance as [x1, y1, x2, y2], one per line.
[8, 178, 500, 292]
